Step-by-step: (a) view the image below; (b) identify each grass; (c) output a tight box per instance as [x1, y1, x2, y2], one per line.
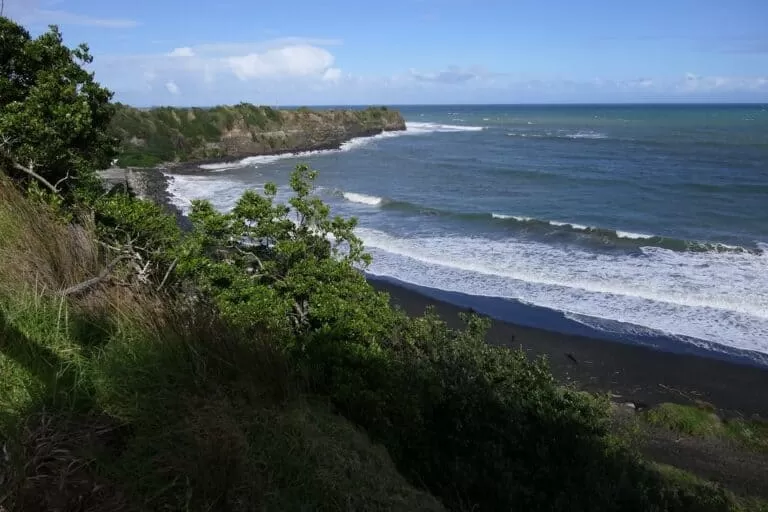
[109, 104, 403, 167]
[643, 402, 768, 452]
[654, 464, 768, 512]
[0, 178, 444, 511]
[645, 402, 725, 437]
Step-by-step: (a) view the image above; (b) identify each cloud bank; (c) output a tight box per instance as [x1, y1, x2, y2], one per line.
[88, 36, 768, 105]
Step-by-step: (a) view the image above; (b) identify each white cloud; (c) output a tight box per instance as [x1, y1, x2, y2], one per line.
[91, 40, 768, 106]
[165, 81, 180, 95]
[410, 66, 482, 84]
[677, 73, 768, 93]
[226, 45, 335, 80]
[93, 37, 346, 104]
[167, 47, 195, 58]
[322, 67, 342, 83]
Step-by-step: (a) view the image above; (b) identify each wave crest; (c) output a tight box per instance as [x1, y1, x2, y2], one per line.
[343, 192, 384, 206]
[407, 122, 485, 133]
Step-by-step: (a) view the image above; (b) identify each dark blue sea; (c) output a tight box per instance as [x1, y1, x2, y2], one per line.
[165, 104, 768, 366]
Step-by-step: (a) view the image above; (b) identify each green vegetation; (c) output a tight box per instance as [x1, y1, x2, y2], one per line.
[2, 17, 767, 511]
[0, 18, 114, 197]
[108, 102, 402, 167]
[644, 402, 768, 452]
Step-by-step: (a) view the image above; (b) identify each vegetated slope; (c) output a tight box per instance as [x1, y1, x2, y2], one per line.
[4, 16, 767, 511]
[0, 178, 445, 512]
[109, 104, 406, 167]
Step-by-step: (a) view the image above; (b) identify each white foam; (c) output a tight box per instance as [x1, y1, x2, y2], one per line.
[197, 131, 412, 171]
[164, 173, 249, 214]
[550, 220, 590, 231]
[406, 122, 485, 133]
[506, 130, 608, 140]
[195, 123, 484, 171]
[565, 131, 608, 139]
[198, 161, 247, 171]
[357, 227, 768, 354]
[492, 215, 660, 240]
[616, 230, 655, 240]
[491, 213, 533, 221]
[343, 192, 384, 206]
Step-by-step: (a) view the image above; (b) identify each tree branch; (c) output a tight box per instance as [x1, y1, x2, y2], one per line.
[11, 160, 61, 195]
[58, 254, 135, 297]
[157, 258, 178, 292]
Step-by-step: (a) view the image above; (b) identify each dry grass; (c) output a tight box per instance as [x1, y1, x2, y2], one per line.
[0, 179, 102, 298]
[1, 411, 130, 512]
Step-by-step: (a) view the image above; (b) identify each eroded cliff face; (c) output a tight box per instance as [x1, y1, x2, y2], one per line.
[216, 109, 406, 158]
[109, 105, 406, 167]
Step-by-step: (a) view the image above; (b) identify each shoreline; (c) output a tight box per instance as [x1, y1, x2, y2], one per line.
[100, 167, 768, 417]
[164, 125, 403, 171]
[369, 276, 768, 418]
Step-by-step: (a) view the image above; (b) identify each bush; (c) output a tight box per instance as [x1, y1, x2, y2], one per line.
[179, 164, 395, 345]
[90, 189, 182, 287]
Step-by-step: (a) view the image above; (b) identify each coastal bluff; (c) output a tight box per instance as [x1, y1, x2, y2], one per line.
[109, 104, 406, 167]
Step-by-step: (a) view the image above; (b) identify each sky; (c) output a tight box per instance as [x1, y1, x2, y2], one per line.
[4, 0, 768, 105]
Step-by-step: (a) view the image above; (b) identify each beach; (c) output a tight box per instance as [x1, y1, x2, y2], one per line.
[370, 277, 768, 418]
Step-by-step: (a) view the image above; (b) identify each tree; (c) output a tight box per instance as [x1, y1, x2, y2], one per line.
[0, 17, 117, 195]
[179, 164, 395, 347]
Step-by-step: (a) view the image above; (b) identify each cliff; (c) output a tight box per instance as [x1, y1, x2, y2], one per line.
[109, 104, 407, 167]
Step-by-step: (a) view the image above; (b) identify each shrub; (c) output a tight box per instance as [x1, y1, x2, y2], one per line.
[179, 164, 395, 344]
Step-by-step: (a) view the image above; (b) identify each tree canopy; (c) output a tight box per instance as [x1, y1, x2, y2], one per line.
[0, 17, 116, 195]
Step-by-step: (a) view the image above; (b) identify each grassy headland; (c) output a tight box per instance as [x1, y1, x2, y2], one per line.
[109, 104, 406, 167]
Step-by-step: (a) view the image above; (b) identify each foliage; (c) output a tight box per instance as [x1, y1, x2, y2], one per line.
[644, 402, 768, 453]
[0, 180, 443, 511]
[179, 164, 394, 345]
[645, 402, 724, 437]
[89, 187, 183, 287]
[0, 17, 116, 194]
[108, 103, 403, 166]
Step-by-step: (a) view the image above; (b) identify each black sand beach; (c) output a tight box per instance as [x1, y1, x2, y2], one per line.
[370, 277, 768, 418]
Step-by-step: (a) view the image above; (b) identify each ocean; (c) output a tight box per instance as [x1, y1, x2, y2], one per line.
[164, 104, 768, 366]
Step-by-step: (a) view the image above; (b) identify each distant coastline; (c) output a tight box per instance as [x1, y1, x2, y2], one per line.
[109, 104, 406, 168]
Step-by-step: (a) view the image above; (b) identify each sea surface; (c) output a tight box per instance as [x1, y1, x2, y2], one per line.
[165, 104, 768, 366]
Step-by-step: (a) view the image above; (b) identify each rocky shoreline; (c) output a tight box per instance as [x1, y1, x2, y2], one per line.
[99, 166, 191, 230]
[110, 105, 407, 167]
[98, 120, 411, 230]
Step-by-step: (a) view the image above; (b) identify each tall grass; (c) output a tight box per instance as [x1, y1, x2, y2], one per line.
[0, 179, 444, 511]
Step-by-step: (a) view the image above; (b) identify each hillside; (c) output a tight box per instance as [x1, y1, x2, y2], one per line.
[4, 17, 768, 512]
[109, 104, 406, 167]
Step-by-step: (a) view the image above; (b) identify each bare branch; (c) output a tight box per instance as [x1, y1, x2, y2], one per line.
[10, 160, 61, 195]
[231, 243, 265, 270]
[53, 171, 72, 191]
[58, 254, 135, 297]
[157, 258, 178, 292]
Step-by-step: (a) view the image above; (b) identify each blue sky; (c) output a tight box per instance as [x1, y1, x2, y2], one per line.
[6, 0, 768, 105]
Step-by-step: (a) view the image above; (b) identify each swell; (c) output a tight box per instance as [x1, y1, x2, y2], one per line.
[335, 190, 763, 255]
[504, 130, 768, 150]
